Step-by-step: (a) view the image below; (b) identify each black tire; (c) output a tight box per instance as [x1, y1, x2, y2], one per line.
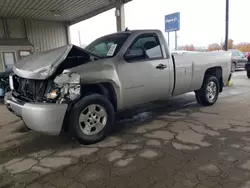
[231, 62, 236, 72]
[195, 76, 220, 106]
[247, 71, 250, 79]
[68, 94, 115, 145]
[195, 91, 201, 104]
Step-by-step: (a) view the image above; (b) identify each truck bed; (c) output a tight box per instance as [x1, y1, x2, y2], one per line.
[171, 51, 231, 96]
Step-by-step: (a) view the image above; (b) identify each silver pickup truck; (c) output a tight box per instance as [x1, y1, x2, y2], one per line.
[4, 30, 232, 144]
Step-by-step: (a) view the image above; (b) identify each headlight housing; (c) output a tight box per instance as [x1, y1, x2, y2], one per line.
[46, 89, 59, 99]
[53, 72, 81, 102]
[54, 72, 80, 87]
[9, 74, 14, 90]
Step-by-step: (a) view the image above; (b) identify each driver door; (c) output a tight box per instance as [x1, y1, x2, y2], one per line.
[118, 33, 171, 109]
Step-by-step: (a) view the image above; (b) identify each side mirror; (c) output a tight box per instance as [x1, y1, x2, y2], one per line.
[124, 48, 145, 61]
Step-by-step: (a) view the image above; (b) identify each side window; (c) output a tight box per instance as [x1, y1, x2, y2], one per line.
[129, 34, 163, 60]
[91, 42, 115, 57]
[2, 52, 16, 69]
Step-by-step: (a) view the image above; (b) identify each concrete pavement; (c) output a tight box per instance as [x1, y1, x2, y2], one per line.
[1, 71, 250, 188]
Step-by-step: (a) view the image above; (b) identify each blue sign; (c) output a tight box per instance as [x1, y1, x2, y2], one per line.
[165, 12, 180, 32]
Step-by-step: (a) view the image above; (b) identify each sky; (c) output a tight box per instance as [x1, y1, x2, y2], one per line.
[70, 0, 250, 49]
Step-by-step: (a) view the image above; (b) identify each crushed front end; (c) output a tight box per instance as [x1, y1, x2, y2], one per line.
[5, 71, 81, 135]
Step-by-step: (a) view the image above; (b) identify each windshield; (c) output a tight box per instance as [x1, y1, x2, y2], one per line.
[85, 33, 130, 58]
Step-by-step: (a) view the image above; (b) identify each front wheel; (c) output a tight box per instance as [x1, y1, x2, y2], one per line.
[68, 94, 115, 145]
[195, 76, 220, 106]
[247, 71, 250, 79]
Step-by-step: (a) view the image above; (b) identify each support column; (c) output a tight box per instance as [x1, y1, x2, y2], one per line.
[66, 22, 71, 44]
[224, 0, 229, 51]
[115, 0, 125, 32]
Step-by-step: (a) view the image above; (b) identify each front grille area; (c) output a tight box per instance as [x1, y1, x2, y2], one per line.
[12, 75, 49, 102]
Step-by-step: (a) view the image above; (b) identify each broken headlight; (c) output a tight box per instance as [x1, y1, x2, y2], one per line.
[54, 71, 80, 87]
[53, 72, 81, 102]
[47, 89, 59, 99]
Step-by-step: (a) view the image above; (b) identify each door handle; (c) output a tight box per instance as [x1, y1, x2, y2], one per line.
[156, 64, 167, 70]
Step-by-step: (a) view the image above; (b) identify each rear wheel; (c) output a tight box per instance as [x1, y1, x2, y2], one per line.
[68, 94, 115, 145]
[195, 76, 220, 106]
[247, 71, 250, 79]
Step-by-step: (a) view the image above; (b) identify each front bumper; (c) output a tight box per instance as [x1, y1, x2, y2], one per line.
[4, 92, 68, 135]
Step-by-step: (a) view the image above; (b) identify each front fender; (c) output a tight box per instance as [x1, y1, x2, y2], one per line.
[80, 65, 119, 85]
[78, 64, 122, 110]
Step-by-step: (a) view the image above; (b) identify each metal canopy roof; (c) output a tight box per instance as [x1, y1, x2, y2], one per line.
[0, 0, 131, 25]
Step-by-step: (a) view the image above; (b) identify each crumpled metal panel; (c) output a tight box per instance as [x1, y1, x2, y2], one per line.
[13, 45, 72, 80]
[12, 44, 98, 80]
[54, 73, 81, 87]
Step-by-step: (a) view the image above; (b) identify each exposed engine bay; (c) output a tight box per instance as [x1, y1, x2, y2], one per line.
[11, 72, 81, 104]
[51, 72, 81, 103]
[10, 45, 100, 104]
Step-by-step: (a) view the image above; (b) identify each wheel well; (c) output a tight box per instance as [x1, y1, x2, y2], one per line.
[204, 67, 223, 92]
[81, 83, 117, 111]
[232, 61, 237, 68]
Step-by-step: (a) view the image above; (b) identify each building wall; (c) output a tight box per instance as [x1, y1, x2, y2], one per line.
[0, 19, 5, 38]
[7, 19, 26, 38]
[0, 18, 68, 52]
[0, 53, 2, 72]
[25, 20, 68, 52]
[0, 19, 26, 38]
[0, 45, 33, 71]
[0, 18, 68, 71]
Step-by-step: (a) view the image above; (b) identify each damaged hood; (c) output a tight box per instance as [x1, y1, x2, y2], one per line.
[13, 45, 98, 80]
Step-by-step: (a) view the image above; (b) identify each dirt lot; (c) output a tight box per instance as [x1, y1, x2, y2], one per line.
[1, 71, 250, 188]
